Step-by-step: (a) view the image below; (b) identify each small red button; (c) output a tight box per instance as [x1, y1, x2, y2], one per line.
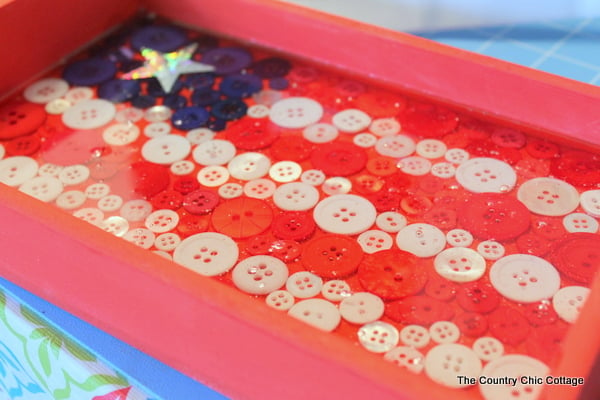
[385, 296, 454, 326]
[4, 133, 41, 156]
[488, 306, 530, 346]
[366, 156, 397, 177]
[454, 312, 488, 337]
[424, 275, 457, 301]
[173, 176, 200, 195]
[311, 141, 367, 176]
[302, 234, 363, 278]
[176, 212, 210, 237]
[271, 211, 315, 241]
[270, 135, 314, 162]
[226, 119, 280, 150]
[400, 102, 458, 137]
[367, 190, 402, 212]
[456, 281, 500, 314]
[465, 140, 522, 165]
[550, 150, 600, 188]
[182, 189, 219, 214]
[423, 207, 457, 230]
[523, 301, 558, 326]
[525, 139, 560, 159]
[516, 232, 552, 257]
[211, 197, 273, 239]
[0, 102, 46, 139]
[269, 239, 302, 263]
[352, 174, 384, 195]
[530, 216, 567, 241]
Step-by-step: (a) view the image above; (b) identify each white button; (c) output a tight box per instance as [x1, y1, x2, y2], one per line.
[170, 160, 195, 176]
[353, 132, 377, 148]
[396, 223, 446, 258]
[19, 176, 63, 202]
[228, 152, 271, 180]
[357, 230, 393, 254]
[144, 105, 172, 122]
[154, 232, 182, 251]
[265, 290, 295, 311]
[416, 139, 447, 159]
[0, 156, 38, 186]
[58, 165, 90, 186]
[186, 128, 215, 144]
[476, 240, 505, 260]
[103, 123, 140, 146]
[99, 216, 129, 237]
[173, 232, 239, 276]
[429, 321, 460, 344]
[273, 182, 319, 211]
[97, 194, 123, 212]
[398, 156, 431, 176]
[434, 247, 486, 282]
[455, 157, 516, 193]
[479, 355, 549, 400]
[243, 179, 276, 199]
[399, 325, 430, 348]
[339, 292, 384, 324]
[24, 77, 69, 103]
[517, 177, 579, 216]
[193, 139, 236, 166]
[424, 344, 482, 388]
[143, 122, 171, 138]
[62, 99, 116, 130]
[357, 321, 399, 353]
[430, 162, 456, 178]
[375, 211, 407, 233]
[288, 299, 340, 332]
[232, 255, 289, 295]
[562, 212, 599, 233]
[269, 97, 323, 129]
[302, 123, 339, 143]
[120, 199, 153, 222]
[268, 161, 302, 182]
[369, 117, 401, 137]
[45, 98, 71, 114]
[141, 135, 191, 165]
[444, 148, 469, 164]
[144, 209, 179, 233]
[64, 87, 93, 103]
[247, 104, 270, 118]
[286, 271, 323, 298]
[122, 228, 156, 250]
[56, 190, 86, 210]
[374, 135, 415, 158]
[218, 182, 243, 199]
[72, 207, 104, 226]
[384, 346, 425, 374]
[552, 285, 590, 324]
[300, 169, 326, 186]
[332, 109, 371, 133]
[490, 254, 560, 303]
[84, 183, 110, 199]
[321, 280, 352, 302]
[114, 107, 144, 124]
[313, 194, 376, 235]
[321, 177, 352, 195]
[445, 229, 474, 247]
[0, 143, 4, 160]
[197, 166, 229, 187]
[472, 337, 504, 362]
[37, 163, 63, 177]
[580, 189, 600, 217]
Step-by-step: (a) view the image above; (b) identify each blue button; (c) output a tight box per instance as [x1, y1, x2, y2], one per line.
[98, 79, 141, 103]
[62, 58, 117, 86]
[131, 25, 188, 53]
[164, 94, 188, 110]
[219, 74, 262, 98]
[211, 99, 248, 121]
[207, 117, 227, 132]
[269, 77, 289, 90]
[191, 90, 221, 107]
[185, 73, 215, 92]
[202, 47, 252, 75]
[252, 57, 291, 78]
[131, 95, 156, 109]
[171, 106, 210, 130]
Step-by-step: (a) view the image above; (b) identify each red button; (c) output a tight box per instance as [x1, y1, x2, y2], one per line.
[523, 301, 558, 326]
[0, 102, 46, 139]
[515, 232, 552, 257]
[246, 235, 274, 255]
[182, 189, 219, 214]
[550, 233, 600, 284]
[424, 275, 457, 301]
[550, 150, 600, 188]
[367, 190, 401, 212]
[269, 239, 302, 263]
[400, 102, 458, 137]
[418, 175, 445, 194]
[488, 306, 530, 346]
[531, 216, 567, 241]
[4, 133, 41, 156]
[423, 207, 457, 230]
[525, 139, 560, 159]
[270, 135, 314, 162]
[357, 249, 428, 300]
[226, 119, 280, 150]
[301, 234, 363, 278]
[385, 296, 454, 326]
[454, 312, 488, 337]
[366, 156, 398, 177]
[456, 281, 500, 314]
[176, 212, 210, 237]
[400, 195, 433, 215]
[311, 141, 367, 176]
[151, 190, 183, 211]
[271, 211, 315, 241]
[41, 129, 107, 166]
[211, 197, 273, 239]
[465, 140, 522, 165]
[352, 174, 384, 195]
[457, 194, 530, 241]
[526, 324, 568, 363]
[173, 176, 200, 195]
[490, 127, 526, 149]
[353, 91, 406, 118]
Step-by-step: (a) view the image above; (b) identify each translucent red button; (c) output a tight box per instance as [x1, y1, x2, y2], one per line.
[386, 296, 454, 326]
[301, 234, 363, 278]
[271, 211, 315, 241]
[310, 141, 367, 176]
[211, 197, 273, 239]
[0, 102, 46, 140]
[550, 233, 600, 284]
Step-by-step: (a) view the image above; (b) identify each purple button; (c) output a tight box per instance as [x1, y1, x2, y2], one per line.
[62, 58, 116, 86]
[202, 47, 252, 75]
[130, 25, 187, 53]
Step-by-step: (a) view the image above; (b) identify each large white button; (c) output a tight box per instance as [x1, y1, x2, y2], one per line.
[357, 230, 393, 254]
[384, 346, 425, 374]
[197, 166, 229, 187]
[434, 247, 485, 283]
[286, 271, 323, 299]
[424, 344, 482, 388]
[228, 152, 271, 180]
[269, 97, 323, 129]
[562, 212, 599, 233]
[58, 165, 90, 186]
[429, 321, 460, 344]
[552, 285, 590, 324]
[193, 139, 236, 166]
[0, 156, 38, 186]
[339, 292, 384, 324]
[103, 123, 140, 146]
[398, 156, 431, 176]
[476, 240, 505, 260]
[173, 232, 239, 276]
[265, 290, 295, 311]
[56, 190, 86, 210]
[580, 189, 600, 217]
[321, 280, 352, 302]
[62, 99, 116, 130]
[479, 355, 549, 400]
[288, 299, 340, 332]
[273, 182, 319, 211]
[369, 118, 401, 137]
[517, 177, 579, 216]
[472, 337, 504, 362]
[302, 123, 339, 143]
[374, 135, 415, 158]
[490, 254, 560, 303]
[313, 194, 376, 235]
[243, 179, 276, 199]
[232, 255, 289, 295]
[358, 321, 399, 353]
[396, 223, 446, 258]
[144, 209, 179, 233]
[332, 109, 371, 133]
[268, 161, 302, 182]
[141, 135, 191, 165]
[375, 211, 407, 233]
[455, 157, 516, 193]
[19, 176, 63, 202]
[24, 77, 69, 103]
[416, 139, 447, 159]
[399, 325, 430, 348]
[122, 228, 156, 250]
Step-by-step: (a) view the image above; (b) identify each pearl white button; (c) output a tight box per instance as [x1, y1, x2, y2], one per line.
[186, 127, 215, 144]
[103, 123, 140, 146]
[517, 177, 579, 216]
[141, 135, 191, 165]
[64, 87, 94, 104]
[154, 232, 182, 252]
[288, 298, 341, 332]
[170, 160, 195, 176]
[62, 99, 116, 130]
[358, 321, 399, 353]
[321, 177, 352, 195]
[228, 152, 271, 180]
[19, 176, 63, 202]
[120, 199, 152, 222]
[0, 156, 39, 186]
[562, 212, 599, 233]
[122, 228, 156, 250]
[143, 122, 171, 138]
[396, 223, 446, 258]
[455, 157, 516, 193]
[332, 109, 371, 134]
[24, 77, 69, 103]
[369, 117, 401, 137]
[114, 107, 144, 124]
[72, 207, 104, 226]
[472, 337, 504, 362]
[398, 156, 431, 176]
[243, 179, 276, 199]
[144, 105, 172, 122]
[479, 355, 548, 400]
[232, 255, 289, 295]
[374, 135, 415, 158]
[97, 194, 123, 212]
[313, 194, 377, 235]
[416, 139, 447, 159]
[302, 123, 339, 143]
[273, 182, 319, 211]
[320, 280, 352, 302]
[99, 216, 129, 237]
[268, 160, 302, 182]
[197, 166, 230, 187]
[56, 190, 86, 210]
[193, 139, 236, 166]
[429, 321, 460, 344]
[579, 189, 600, 217]
[375, 211, 407, 233]
[476, 240, 505, 260]
[445, 229, 474, 247]
[269, 97, 323, 129]
[552, 285, 590, 324]
[218, 182, 243, 199]
[300, 169, 326, 186]
[424, 344, 482, 388]
[445, 148, 469, 164]
[400, 325, 430, 348]
[384, 346, 425, 374]
[84, 183, 110, 199]
[144, 209, 179, 233]
[173, 232, 239, 276]
[58, 165, 90, 186]
[430, 162, 456, 178]
[353, 132, 377, 148]
[285, 271, 323, 299]
[265, 290, 295, 311]
[339, 292, 384, 324]
[357, 230, 393, 254]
